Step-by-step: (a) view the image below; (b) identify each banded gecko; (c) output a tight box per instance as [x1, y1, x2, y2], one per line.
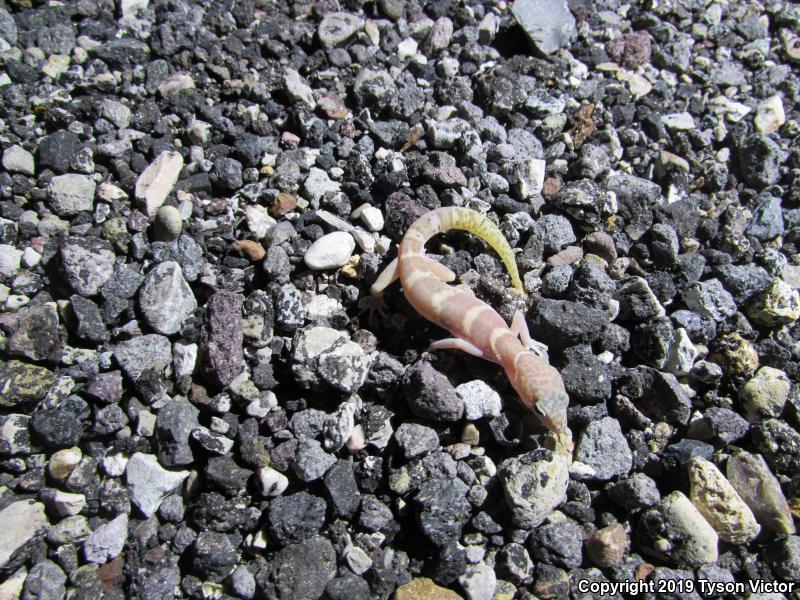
[369, 207, 569, 433]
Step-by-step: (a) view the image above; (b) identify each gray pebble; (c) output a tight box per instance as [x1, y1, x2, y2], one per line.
[83, 513, 128, 563]
[318, 12, 363, 48]
[60, 236, 116, 296]
[153, 205, 183, 241]
[498, 450, 569, 529]
[292, 437, 336, 482]
[125, 453, 189, 517]
[139, 261, 197, 335]
[511, 0, 576, 54]
[457, 380, 503, 421]
[2, 145, 35, 175]
[574, 417, 633, 481]
[394, 423, 439, 458]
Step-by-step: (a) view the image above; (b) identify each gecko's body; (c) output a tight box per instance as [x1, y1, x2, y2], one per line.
[370, 207, 569, 433]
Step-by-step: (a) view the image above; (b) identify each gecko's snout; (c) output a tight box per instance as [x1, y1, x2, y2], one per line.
[512, 353, 570, 434]
[532, 389, 569, 433]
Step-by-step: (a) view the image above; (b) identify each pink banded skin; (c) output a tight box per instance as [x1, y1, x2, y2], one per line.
[370, 207, 569, 433]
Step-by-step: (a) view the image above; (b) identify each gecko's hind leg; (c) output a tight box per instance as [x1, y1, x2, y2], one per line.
[361, 257, 399, 327]
[424, 258, 456, 283]
[510, 310, 550, 360]
[429, 337, 484, 357]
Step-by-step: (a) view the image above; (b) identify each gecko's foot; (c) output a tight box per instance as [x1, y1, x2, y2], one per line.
[525, 339, 550, 361]
[358, 294, 389, 328]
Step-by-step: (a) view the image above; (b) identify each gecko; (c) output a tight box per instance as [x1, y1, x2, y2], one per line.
[369, 206, 569, 433]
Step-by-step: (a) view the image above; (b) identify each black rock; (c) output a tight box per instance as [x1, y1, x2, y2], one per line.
[358, 494, 397, 537]
[211, 156, 244, 192]
[22, 560, 67, 600]
[527, 298, 609, 352]
[714, 263, 772, 305]
[205, 455, 253, 496]
[567, 260, 615, 307]
[94, 404, 128, 435]
[156, 397, 200, 467]
[324, 573, 372, 600]
[37, 130, 80, 174]
[560, 345, 613, 404]
[751, 419, 800, 476]
[256, 537, 336, 599]
[323, 459, 361, 518]
[31, 402, 85, 449]
[747, 194, 784, 241]
[193, 531, 238, 582]
[738, 134, 786, 188]
[402, 361, 464, 422]
[528, 520, 583, 568]
[69, 295, 110, 342]
[414, 477, 471, 547]
[268, 491, 327, 545]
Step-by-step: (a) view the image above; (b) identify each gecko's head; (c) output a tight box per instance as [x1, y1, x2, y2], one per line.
[511, 352, 569, 433]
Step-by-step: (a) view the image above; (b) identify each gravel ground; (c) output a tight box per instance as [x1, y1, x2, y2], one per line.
[1, 0, 799, 598]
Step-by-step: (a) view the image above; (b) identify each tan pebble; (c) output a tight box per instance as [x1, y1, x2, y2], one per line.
[727, 451, 796, 535]
[232, 240, 266, 262]
[317, 94, 351, 120]
[49, 447, 82, 480]
[739, 366, 790, 422]
[461, 423, 480, 446]
[271, 192, 298, 217]
[689, 457, 761, 543]
[542, 177, 561, 197]
[586, 522, 629, 567]
[153, 205, 182, 242]
[394, 578, 462, 600]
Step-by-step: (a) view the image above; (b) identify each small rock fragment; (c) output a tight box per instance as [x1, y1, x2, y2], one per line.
[135, 151, 184, 217]
[585, 522, 629, 568]
[688, 457, 760, 544]
[318, 12, 363, 48]
[83, 513, 128, 564]
[748, 278, 800, 326]
[47, 173, 95, 216]
[60, 236, 116, 296]
[498, 449, 569, 529]
[637, 491, 718, 567]
[2, 145, 35, 175]
[739, 366, 790, 422]
[139, 261, 197, 335]
[153, 205, 183, 241]
[304, 232, 355, 270]
[511, 0, 576, 55]
[0, 500, 49, 571]
[125, 452, 189, 517]
[574, 417, 633, 481]
[754, 95, 785, 134]
[727, 451, 795, 535]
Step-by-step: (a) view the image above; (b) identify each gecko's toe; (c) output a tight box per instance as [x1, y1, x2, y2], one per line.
[359, 295, 389, 328]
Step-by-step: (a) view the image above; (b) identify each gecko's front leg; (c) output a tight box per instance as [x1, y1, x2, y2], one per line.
[510, 310, 550, 361]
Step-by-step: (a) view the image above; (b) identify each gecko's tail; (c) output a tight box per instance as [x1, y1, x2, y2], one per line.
[401, 207, 525, 295]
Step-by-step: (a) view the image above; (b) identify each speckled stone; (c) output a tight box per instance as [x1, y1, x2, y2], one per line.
[688, 457, 760, 544]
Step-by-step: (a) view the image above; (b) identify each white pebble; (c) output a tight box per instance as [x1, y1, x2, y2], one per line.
[360, 206, 384, 232]
[0, 244, 23, 277]
[304, 231, 355, 270]
[257, 466, 289, 497]
[2, 145, 35, 175]
[457, 380, 503, 420]
[22, 247, 41, 268]
[661, 112, 695, 130]
[755, 94, 785, 134]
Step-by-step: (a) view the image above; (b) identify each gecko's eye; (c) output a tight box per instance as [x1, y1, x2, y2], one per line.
[532, 403, 546, 416]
